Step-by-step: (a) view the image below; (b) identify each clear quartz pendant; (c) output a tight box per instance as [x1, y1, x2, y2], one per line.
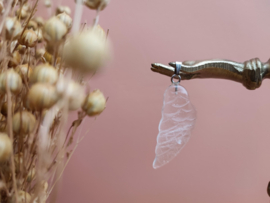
[153, 84, 196, 169]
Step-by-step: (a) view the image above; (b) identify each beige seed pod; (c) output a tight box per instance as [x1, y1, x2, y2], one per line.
[32, 181, 47, 203]
[43, 16, 67, 43]
[56, 6, 71, 15]
[33, 16, 45, 27]
[83, 0, 109, 10]
[8, 50, 21, 67]
[19, 29, 38, 47]
[15, 64, 33, 82]
[12, 111, 36, 135]
[36, 48, 45, 59]
[16, 44, 27, 54]
[30, 63, 58, 85]
[10, 40, 17, 52]
[0, 69, 22, 94]
[63, 29, 111, 73]
[28, 83, 58, 110]
[56, 78, 86, 110]
[44, 0, 52, 7]
[35, 29, 43, 43]
[56, 12, 72, 30]
[1, 102, 16, 117]
[27, 20, 38, 31]
[11, 190, 31, 203]
[21, 3, 30, 11]
[82, 89, 106, 116]
[15, 8, 29, 20]
[0, 133, 12, 163]
[5, 17, 22, 40]
[42, 51, 61, 65]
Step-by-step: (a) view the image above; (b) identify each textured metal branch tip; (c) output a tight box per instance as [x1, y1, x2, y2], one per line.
[169, 62, 176, 67]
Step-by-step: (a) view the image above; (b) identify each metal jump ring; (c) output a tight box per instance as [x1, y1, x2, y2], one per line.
[171, 62, 182, 84]
[171, 74, 181, 84]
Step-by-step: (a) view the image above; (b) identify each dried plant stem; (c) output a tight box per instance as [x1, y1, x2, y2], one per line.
[7, 86, 18, 203]
[49, 84, 71, 202]
[11, 0, 19, 15]
[48, 130, 85, 196]
[72, 0, 84, 33]
[93, 8, 100, 27]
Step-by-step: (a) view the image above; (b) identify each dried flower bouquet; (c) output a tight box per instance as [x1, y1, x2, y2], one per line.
[0, 0, 111, 202]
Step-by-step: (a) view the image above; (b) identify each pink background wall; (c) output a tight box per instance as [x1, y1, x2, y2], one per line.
[44, 0, 270, 202]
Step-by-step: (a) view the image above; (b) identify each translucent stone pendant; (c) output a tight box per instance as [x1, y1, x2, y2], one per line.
[153, 84, 196, 169]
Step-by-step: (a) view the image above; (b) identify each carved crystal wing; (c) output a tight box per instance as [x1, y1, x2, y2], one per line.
[153, 84, 196, 169]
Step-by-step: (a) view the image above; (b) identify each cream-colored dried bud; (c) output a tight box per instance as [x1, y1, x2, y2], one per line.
[0, 133, 12, 163]
[15, 4, 30, 19]
[15, 64, 32, 82]
[83, 0, 109, 10]
[35, 29, 43, 43]
[36, 48, 45, 58]
[82, 89, 106, 116]
[22, 3, 30, 11]
[5, 17, 22, 40]
[44, 0, 51, 7]
[56, 6, 71, 15]
[28, 83, 58, 110]
[17, 44, 27, 54]
[10, 40, 17, 52]
[1, 102, 16, 117]
[63, 29, 111, 73]
[42, 51, 61, 65]
[0, 1, 5, 14]
[56, 12, 72, 30]
[27, 167, 35, 182]
[13, 111, 36, 135]
[57, 78, 85, 110]
[43, 16, 67, 43]
[33, 16, 45, 27]
[0, 69, 22, 94]
[11, 190, 31, 203]
[30, 64, 58, 85]
[8, 50, 21, 67]
[15, 8, 29, 20]
[19, 29, 38, 47]
[27, 20, 38, 31]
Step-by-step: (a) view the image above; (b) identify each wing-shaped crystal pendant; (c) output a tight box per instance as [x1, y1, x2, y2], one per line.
[153, 84, 196, 169]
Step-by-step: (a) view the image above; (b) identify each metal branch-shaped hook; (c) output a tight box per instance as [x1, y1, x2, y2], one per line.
[151, 58, 270, 90]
